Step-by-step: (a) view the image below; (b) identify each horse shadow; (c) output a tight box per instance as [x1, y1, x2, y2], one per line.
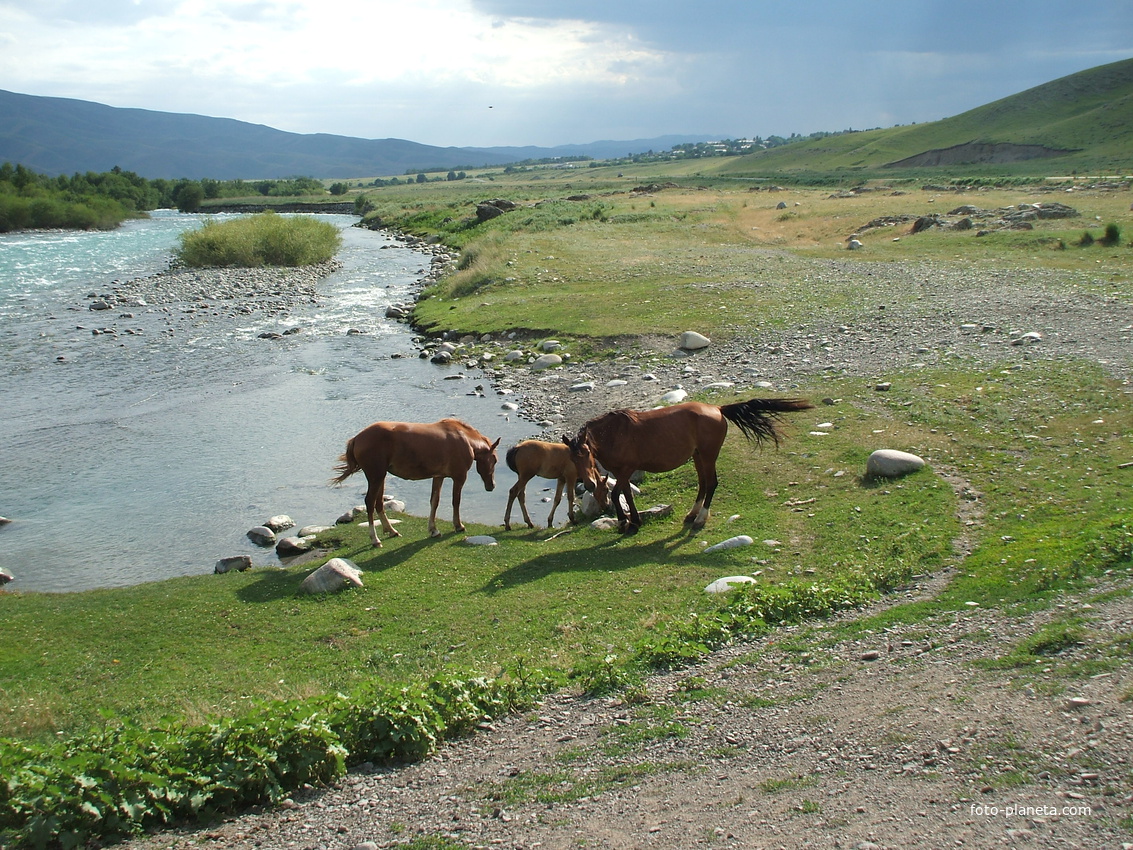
[479, 529, 690, 594]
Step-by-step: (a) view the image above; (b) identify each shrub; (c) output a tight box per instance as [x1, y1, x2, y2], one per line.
[1077, 230, 1095, 247]
[175, 212, 342, 268]
[1099, 223, 1121, 247]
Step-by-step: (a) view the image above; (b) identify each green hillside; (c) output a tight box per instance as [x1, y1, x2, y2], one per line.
[710, 57, 1133, 178]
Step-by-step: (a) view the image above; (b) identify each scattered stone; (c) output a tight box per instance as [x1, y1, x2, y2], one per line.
[0, 568, 14, 586]
[276, 536, 315, 557]
[704, 535, 754, 553]
[866, 449, 926, 478]
[1065, 697, 1092, 710]
[298, 558, 363, 595]
[704, 575, 757, 593]
[246, 526, 276, 546]
[1011, 331, 1043, 345]
[214, 556, 252, 574]
[679, 331, 711, 350]
[265, 515, 295, 532]
[463, 535, 498, 546]
[531, 354, 563, 371]
[660, 388, 688, 404]
[298, 525, 331, 537]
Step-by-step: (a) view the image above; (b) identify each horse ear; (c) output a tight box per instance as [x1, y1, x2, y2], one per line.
[490, 437, 501, 450]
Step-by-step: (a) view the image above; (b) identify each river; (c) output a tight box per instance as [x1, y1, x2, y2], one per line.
[0, 212, 537, 593]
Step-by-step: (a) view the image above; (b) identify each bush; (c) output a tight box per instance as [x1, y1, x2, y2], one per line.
[175, 212, 342, 268]
[1099, 222, 1121, 247]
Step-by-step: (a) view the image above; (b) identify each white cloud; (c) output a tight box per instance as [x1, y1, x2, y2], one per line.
[1, 0, 1130, 147]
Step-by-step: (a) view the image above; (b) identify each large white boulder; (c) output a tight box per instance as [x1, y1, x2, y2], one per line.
[679, 331, 711, 350]
[866, 449, 926, 478]
[299, 558, 363, 595]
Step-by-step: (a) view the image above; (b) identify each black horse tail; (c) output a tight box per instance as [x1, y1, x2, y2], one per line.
[330, 437, 360, 485]
[720, 397, 814, 446]
[505, 443, 520, 474]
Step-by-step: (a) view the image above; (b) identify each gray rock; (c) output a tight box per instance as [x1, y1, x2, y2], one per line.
[704, 535, 754, 553]
[531, 353, 563, 371]
[298, 525, 331, 537]
[298, 558, 363, 594]
[463, 535, 498, 546]
[866, 449, 926, 478]
[0, 568, 14, 586]
[246, 526, 276, 546]
[276, 536, 315, 556]
[265, 515, 295, 532]
[705, 575, 756, 593]
[215, 556, 252, 574]
[679, 331, 711, 350]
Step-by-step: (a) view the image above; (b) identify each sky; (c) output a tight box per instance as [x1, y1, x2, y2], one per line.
[1, 0, 1131, 149]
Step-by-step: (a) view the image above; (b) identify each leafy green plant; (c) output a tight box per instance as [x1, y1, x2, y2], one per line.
[0, 671, 555, 849]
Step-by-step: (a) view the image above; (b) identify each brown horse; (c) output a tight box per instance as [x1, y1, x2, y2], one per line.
[331, 418, 500, 547]
[564, 396, 813, 534]
[503, 440, 608, 531]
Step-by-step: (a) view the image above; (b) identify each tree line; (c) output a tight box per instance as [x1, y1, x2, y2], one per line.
[0, 163, 333, 232]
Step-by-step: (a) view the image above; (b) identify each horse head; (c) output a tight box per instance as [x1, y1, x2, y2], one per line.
[474, 437, 501, 491]
[563, 428, 605, 504]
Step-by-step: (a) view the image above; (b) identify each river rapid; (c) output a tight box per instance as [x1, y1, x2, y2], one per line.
[0, 212, 536, 593]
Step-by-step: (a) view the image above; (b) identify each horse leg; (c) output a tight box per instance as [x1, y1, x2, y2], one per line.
[559, 467, 578, 525]
[505, 474, 535, 530]
[685, 451, 719, 530]
[622, 480, 642, 534]
[547, 478, 565, 527]
[364, 470, 398, 547]
[449, 471, 468, 533]
[428, 476, 444, 537]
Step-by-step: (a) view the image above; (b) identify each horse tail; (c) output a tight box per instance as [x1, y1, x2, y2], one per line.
[505, 443, 520, 474]
[330, 436, 361, 485]
[720, 397, 814, 446]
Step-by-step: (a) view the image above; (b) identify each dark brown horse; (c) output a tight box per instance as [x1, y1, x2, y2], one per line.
[331, 418, 500, 547]
[564, 397, 813, 534]
[503, 439, 608, 531]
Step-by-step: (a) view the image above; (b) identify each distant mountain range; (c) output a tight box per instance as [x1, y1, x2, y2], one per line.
[0, 89, 717, 180]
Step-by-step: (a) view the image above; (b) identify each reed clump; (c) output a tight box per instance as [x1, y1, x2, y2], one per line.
[175, 211, 341, 267]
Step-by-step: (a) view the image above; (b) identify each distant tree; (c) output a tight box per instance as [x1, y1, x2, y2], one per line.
[447, 171, 457, 181]
[176, 182, 205, 213]
[329, 182, 349, 196]
[415, 173, 427, 184]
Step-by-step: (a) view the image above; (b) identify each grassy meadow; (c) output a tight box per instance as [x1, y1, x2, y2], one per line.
[4, 172, 1132, 738]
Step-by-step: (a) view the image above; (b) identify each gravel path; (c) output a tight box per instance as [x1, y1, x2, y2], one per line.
[115, 253, 1133, 850]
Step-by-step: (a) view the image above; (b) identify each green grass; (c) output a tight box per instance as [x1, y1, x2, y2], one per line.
[175, 211, 342, 267]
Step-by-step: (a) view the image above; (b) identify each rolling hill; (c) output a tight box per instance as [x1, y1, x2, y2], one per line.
[709, 57, 1133, 178]
[0, 89, 716, 180]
